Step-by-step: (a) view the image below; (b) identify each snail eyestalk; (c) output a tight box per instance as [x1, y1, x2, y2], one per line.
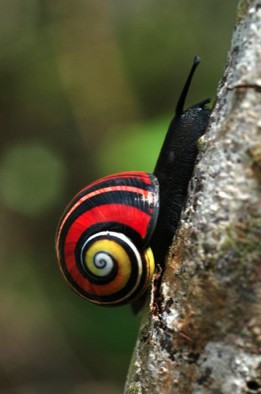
[175, 56, 201, 116]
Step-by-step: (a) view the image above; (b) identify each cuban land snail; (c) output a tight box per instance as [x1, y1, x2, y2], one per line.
[55, 56, 211, 308]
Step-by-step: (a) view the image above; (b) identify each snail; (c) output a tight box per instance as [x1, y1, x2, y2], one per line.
[55, 56, 211, 308]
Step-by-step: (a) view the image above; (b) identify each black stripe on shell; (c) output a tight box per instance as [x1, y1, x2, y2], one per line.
[57, 185, 159, 255]
[61, 172, 157, 219]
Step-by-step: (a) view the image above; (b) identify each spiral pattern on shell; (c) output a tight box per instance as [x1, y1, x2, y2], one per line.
[55, 171, 159, 306]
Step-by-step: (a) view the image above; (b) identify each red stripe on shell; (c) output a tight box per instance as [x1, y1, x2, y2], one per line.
[60, 204, 151, 292]
[85, 171, 152, 189]
[66, 172, 152, 208]
[56, 185, 151, 248]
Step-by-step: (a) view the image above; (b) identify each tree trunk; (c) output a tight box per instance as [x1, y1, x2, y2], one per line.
[125, 1, 261, 393]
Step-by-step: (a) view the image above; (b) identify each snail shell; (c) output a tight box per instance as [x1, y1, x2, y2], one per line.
[55, 171, 159, 306]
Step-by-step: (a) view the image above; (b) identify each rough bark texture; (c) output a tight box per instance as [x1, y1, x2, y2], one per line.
[125, 1, 261, 393]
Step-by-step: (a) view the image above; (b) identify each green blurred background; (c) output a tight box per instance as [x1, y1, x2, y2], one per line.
[0, 1, 237, 393]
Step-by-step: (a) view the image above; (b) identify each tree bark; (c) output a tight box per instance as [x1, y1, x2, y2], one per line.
[125, 1, 261, 393]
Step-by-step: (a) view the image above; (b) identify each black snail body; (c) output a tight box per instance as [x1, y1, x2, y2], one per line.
[55, 56, 211, 307]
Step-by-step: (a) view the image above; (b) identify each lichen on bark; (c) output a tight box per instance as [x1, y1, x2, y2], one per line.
[125, 1, 261, 393]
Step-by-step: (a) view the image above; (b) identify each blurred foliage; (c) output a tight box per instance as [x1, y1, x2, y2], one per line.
[0, 1, 237, 393]
[0, 143, 66, 216]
